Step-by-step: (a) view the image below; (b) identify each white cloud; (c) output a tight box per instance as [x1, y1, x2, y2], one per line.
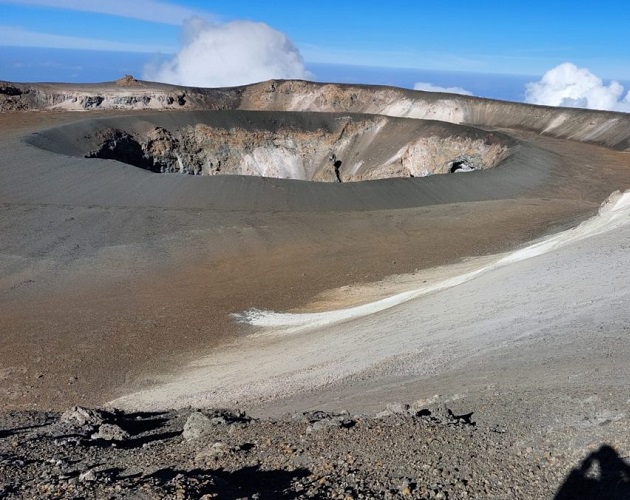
[0, 0, 207, 25]
[413, 82, 473, 96]
[525, 62, 630, 112]
[0, 26, 175, 53]
[144, 18, 309, 88]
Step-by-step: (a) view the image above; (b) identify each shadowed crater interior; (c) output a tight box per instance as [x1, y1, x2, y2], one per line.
[27, 110, 515, 182]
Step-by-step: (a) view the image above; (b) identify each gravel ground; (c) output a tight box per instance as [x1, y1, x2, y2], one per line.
[3, 401, 629, 499]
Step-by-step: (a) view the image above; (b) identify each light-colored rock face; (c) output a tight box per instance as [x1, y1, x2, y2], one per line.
[7, 78, 630, 156]
[0, 77, 241, 112]
[0, 84, 188, 111]
[371, 134, 508, 180]
[240, 80, 630, 151]
[56, 112, 512, 182]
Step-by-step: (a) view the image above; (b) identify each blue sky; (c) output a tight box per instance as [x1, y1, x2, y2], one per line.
[2, 0, 629, 77]
[1, 0, 630, 109]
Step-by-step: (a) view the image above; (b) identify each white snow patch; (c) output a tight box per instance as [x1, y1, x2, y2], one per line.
[235, 190, 630, 334]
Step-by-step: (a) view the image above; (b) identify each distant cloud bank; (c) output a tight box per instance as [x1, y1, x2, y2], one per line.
[413, 82, 473, 96]
[144, 18, 309, 88]
[525, 62, 630, 112]
[412, 63, 630, 113]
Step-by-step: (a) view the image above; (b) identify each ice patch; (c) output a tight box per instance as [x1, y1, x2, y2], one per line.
[235, 190, 630, 335]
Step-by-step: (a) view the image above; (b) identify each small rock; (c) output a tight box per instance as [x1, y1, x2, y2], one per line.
[79, 469, 97, 482]
[307, 416, 355, 433]
[210, 416, 227, 426]
[307, 419, 342, 433]
[59, 406, 105, 427]
[386, 402, 410, 414]
[183, 411, 213, 441]
[411, 395, 440, 413]
[196, 441, 229, 460]
[91, 423, 129, 441]
[430, 404, 452, 422]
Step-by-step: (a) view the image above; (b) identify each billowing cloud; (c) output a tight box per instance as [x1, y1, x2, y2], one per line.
[413, 82, 473, 96]
[525, 62, 630, 112]
[143, 18, 309, 88]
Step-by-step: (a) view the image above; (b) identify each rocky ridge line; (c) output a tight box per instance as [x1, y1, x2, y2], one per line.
[0, 76, 241, 112]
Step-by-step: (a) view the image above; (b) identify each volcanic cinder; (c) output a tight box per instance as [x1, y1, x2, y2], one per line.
[2, 76, 630, 497]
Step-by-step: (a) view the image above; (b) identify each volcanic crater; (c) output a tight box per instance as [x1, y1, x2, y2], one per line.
[28, 111, 512, 182]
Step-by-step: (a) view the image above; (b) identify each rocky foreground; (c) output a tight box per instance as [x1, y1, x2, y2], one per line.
[2, 403, 628, 499]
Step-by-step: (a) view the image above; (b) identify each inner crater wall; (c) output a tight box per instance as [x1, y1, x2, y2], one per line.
[29, 111, 514, 182]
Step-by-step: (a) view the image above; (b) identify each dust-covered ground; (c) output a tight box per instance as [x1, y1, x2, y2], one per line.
[2, 80, 630, 498]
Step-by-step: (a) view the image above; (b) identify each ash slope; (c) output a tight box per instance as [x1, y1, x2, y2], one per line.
[3, 78, 630, 498]
[2, 78, 630, 415]
[113, 189, 630, 409]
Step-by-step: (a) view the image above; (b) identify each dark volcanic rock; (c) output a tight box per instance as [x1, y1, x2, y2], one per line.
[2, 404, 624, 499]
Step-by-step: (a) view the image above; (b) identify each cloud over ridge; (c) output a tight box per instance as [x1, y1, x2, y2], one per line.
[525, 62, 630, 112]
[413, 82, 473, 96]
[144, 18, 309, 88]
